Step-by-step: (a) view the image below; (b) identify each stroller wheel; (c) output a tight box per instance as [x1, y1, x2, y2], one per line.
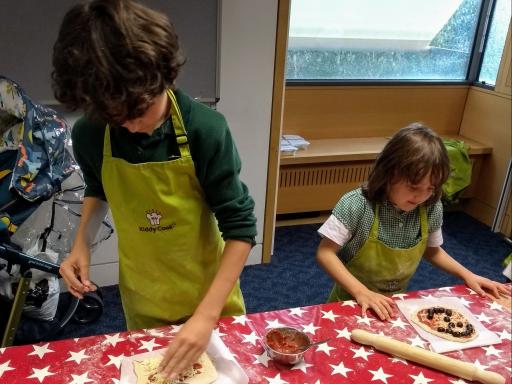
[72, 290, 104, 324]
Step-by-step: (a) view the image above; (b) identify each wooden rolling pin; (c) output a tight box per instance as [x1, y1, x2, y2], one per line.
[351, 329, 505, 384]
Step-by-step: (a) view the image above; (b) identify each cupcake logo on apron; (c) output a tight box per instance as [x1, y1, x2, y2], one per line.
[140, 209, 176, 233]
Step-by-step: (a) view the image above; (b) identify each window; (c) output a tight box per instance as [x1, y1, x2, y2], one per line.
[286, 0, 483, 81]
[478, 0, 511, 85]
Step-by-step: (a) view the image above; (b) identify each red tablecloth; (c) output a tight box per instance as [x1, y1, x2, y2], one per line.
[1, 284, 510, 383]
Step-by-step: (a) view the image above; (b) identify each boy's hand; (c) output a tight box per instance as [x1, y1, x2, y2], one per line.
[159, 313, 217, 381]
[59, 243, 96, 299]
[464, 273, 510, 300]
[354, 288, 396, 321]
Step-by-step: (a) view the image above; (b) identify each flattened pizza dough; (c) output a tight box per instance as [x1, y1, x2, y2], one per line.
[412, 306, 478, 342]
[133, 352, 217, 384]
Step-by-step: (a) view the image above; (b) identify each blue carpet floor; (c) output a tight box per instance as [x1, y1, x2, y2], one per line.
[25, 211, 512, 342]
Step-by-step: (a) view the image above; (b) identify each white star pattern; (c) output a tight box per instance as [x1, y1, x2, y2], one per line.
[265, 319, 286, 329]
[29, 343, 55, 359]
[0, 360, 15, 378]
[27, 366, 55, 383]
[482, 345, 502, 357]
[0, 348, 5, 354]
[213, 328, 227, 338]
[321, 310, 340, 322]
[241, 331, 259, 346]
[410, 371, 433, 384]
[341, 300, 357, 307]
[302, 322, 321, 335]
[138, 338, 162, 352]
[335, 327, 351, 339]
[389, 357, 408, 364]
[439, 286, 453, 292]
[103, 333, 125, 347]
[315, 341, 335, 356]
[264, 373, 288, 384]
[487, 301, 504, 311]
[253, 351, 271, 367]
[475, 312, 492, 323]
[232, 315, 251, 326]
[288, 307, 307, 316]
[392, 293, 408, 300]
[368, 367, 393, 383]
[407, 336, 427, 348]
[355, 315, 374, 326]
[68, 372, 94, 384]
[146, 329, 166, 337]
[420, 294, 436, 300]
[473, 359, 489, 370]
[290, 359, 313, 373]
[351, 346, 374, 361]
[330, 361, 353, 377]
[106, 354, 126, 370]
[458, 297, 473, 307]
[389, 317, 409, 329]
[467, 288, 478, 295]
[496, 329, 511, 340]
[65, 349, 90, 364]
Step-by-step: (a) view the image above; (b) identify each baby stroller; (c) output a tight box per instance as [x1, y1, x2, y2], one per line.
[0, 76, 113, 347]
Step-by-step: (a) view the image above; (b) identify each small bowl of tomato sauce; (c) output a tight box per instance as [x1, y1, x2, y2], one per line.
[263, 327, 311, 365]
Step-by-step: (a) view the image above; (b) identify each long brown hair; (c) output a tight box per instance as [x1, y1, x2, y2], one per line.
[52, 0, 185, 124]
[362, 123, 450, 206]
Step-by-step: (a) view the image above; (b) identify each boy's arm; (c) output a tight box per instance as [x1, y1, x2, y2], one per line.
[316, 237, 395, 320]
[423, 246, 509, 299]
[158, 239, 250, 380]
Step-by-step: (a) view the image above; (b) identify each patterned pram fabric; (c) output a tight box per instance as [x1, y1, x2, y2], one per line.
[0, 76, 76, 235]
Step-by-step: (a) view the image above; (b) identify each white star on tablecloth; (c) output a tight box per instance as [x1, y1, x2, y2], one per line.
[146, 329, 166, 337]
[264, 373, 288, 384]
[467, 288, 478, 295]
[288, 307, 307, 316]
[351, 346, 373, 361]
[0, 348, 5, 354]
[439, 286, 453, 292]
[241, 331, 259, 345]
[315, 341, 335, 356]
[330, 361, 353, 377]
[420, 294, 436, 300]
[27, 366, 55, 383]
[407, 336, 426, 348]
[265, 319, 286, 329]
[302, 322, 321, 335]
[409, 371, 433, 384]
[291, 359, 313, 373]
[392, 293, 408, 300]
[389, 356, 408, 364]
[66, 349, 90, 364]
[368, 367, 393, 383]
[473, 359, 489, 370]
[321, 310, 340, 322]
[106, 354, 125, 370]
[103, 333, 125, 347]
[482, 345, 502, 357]
[68, 372, 94, 384]
[458, 297, 472, 307]
[341, 300, 357, 307]
[232, 314, 251, 326]
[475, 312, 492, 323]
[449, 379, 468, 384]
[29, 343, 55, 359]
[487, 301, 504, 311]
[213, 328, 227, 338]
[0, 360, 15, 378]
[390, 317, 409, 329]
[335, 327, 351, 339]
[253, 351, 271, 367]
[496, 329, 511, 340]
[138, 338, 162, 352]
[355, 315, 373, 325]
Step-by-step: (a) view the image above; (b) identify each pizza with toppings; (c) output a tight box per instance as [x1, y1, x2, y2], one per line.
[133, 352, 217, 384]
[411, 306, 478, 342]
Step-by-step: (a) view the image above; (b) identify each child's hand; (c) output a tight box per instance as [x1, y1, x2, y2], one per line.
[464, 273, 510, 300]
[354, 288, 396, 321]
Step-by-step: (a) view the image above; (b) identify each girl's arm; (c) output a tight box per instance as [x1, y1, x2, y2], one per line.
[317, 237, 395, 320]
[159, 239, 250, 380]
[423, 246, 509, 299]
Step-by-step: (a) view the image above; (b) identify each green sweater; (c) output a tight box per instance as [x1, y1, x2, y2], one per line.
[71, 89, 257, 244]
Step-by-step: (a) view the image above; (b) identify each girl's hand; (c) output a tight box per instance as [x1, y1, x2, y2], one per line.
[59, 243, 96, 299]
[354, 288, 396, 321]
[159, 313, 217, 381]
[464, 273, 510, 300]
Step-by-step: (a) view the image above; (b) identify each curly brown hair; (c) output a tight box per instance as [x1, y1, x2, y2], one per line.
[52, 0, 185, 124]
[362, 122, 450, 206]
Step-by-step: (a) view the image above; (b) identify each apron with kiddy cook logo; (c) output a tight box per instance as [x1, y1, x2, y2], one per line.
[101, 90, 245, 330]
[329, 204, 428, 302]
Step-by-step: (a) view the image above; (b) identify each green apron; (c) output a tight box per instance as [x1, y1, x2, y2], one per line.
[101, 90, 245, 330]
[328, 204, 428, 302]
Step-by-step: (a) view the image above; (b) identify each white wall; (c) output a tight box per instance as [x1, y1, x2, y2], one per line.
[217, 0, 278, 264]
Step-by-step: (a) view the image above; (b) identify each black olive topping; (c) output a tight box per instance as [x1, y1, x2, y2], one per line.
[457, 322, 463, 328]
[445, 309, 452, 316]
[437, 327, 445, 332]
[448, 322, 455, 328]
[444, 316, 451, 322]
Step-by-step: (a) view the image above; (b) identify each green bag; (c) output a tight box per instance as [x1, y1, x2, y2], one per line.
[442, 139, 472, 204]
